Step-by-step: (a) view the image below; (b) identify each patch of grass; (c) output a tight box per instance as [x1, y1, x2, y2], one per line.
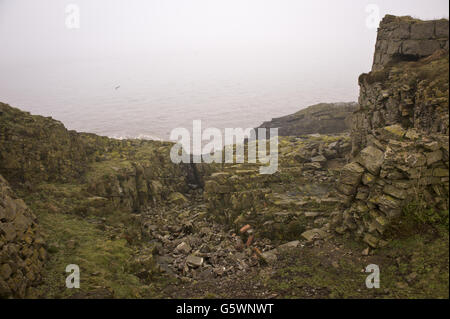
[359, 69, 390, 85]
[21, 183, 169, 298]
[403, 201, 449, 229]
[33, 209, 142, 298]
[261, 232, 449, 299]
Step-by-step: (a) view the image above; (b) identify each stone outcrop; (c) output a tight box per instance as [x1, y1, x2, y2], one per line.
[333, 15, 449, 247]
[0, 102, 194, 213]
[354, 47, 449, 157]
[257, 102, 358, 137]
[372, 15, 449, 71]
[203, 134, 351, 242]
[0, 174, 46, 298]
[332, 126, 449, 247]
[84, 144, 191, 212]
[0, 103, 101, 185]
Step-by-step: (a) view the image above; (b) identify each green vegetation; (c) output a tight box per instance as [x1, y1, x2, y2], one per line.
[261, 230, 448, 299]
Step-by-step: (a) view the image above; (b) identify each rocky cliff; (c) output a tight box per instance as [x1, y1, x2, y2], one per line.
[332, 16, 449, 247]
[372, 15, 449, 71]
[257, 102, 358, 137]
[353, 50, 449, 156]
[0, 103, 193, 212]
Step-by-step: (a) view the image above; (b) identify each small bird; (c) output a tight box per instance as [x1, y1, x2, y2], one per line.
[115, 85, 120, 90]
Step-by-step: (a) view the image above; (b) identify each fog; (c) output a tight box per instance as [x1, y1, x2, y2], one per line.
[0, 0, 448, 139]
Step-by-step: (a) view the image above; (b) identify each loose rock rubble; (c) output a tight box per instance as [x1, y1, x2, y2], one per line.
[134, 201, 278, 280]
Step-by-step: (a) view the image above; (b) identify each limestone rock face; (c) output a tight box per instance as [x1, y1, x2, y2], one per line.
[354, 49, 449, 156]
[257, 102, 358, 137]
[0, 103, 100, 185]
[333, 16, 449, 246]
[372, 15, 449, 71]
[0, 102, 194, 213]
[0, 174, 46, 298]
[334, 128, 449, 246]
[203, 134, 351, 242]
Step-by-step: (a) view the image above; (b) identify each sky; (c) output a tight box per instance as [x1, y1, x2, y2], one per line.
[0, 0, 448, 66]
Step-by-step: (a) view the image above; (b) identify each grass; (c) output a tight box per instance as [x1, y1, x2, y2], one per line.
[31, 209, 141, 298]
[260, 227, 448, 299]
[21, 182, 173, 299]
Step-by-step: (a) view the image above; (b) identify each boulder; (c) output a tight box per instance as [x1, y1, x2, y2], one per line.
[301, 228, 329, 241]
[186, 255, 204, 268]
[340, 162, 366, 185]
[175, 242, 191, 255]
[357, 146, 385, 175]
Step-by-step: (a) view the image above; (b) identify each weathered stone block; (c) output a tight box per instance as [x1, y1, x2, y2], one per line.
[436, 19, 450, 38]
[383, 184, 407, 200]
[426, 150, 443, 165]
[410, 21, 435, 39]
[340, 162, 366, 185]
[357, 146, 385, 175]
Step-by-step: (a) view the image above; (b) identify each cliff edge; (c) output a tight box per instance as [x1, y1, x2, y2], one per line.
[372, 15, 449, 71]
[257, 102, 358, 137]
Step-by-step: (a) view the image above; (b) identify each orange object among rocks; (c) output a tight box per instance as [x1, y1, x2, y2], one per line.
[246, 235, 254, 247]
[239, 224, 251, 233]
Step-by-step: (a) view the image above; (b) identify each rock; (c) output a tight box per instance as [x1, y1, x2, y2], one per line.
[0, 264, 12, 280]
[0, 223, 16, 241]
[433, 168, 449, 177]
[423, 141, 440, 151]
[340, 162, 366, 185]
[362, 172, 376, 185]
[435, 19, 449, 38]
[257, 102, 358, 137]
[357, 146, 385, 175]
[333, 15, 449, 249]
[0, 175, 45, 298]
[372, 16, 449, 71]
[425, 150, 443, 165]
[380, 125, 407, 140]
[168, 192, 189, 206]
[278, 240, 300, 249]
[405, 153, 427, 167]
[311, 155, 327, 163]
[175, 242, 191, 254]
[301, 228, 328, 241]
[405, 129, 420, 140]
[396, 282, 409, 289]
[304, 162, 322, 170]
[363, 233, 379, 248]
[261, 250, 278, 264]
[186, 255, 204, 268]
[336, 182, 358, 196]
[383, 185, 407, 200]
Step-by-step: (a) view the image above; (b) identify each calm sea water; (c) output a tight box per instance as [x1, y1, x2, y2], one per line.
[0, 53, 358, 141]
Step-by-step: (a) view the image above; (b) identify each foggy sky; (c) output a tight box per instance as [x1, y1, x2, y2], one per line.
[0, 0, 448, 67]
